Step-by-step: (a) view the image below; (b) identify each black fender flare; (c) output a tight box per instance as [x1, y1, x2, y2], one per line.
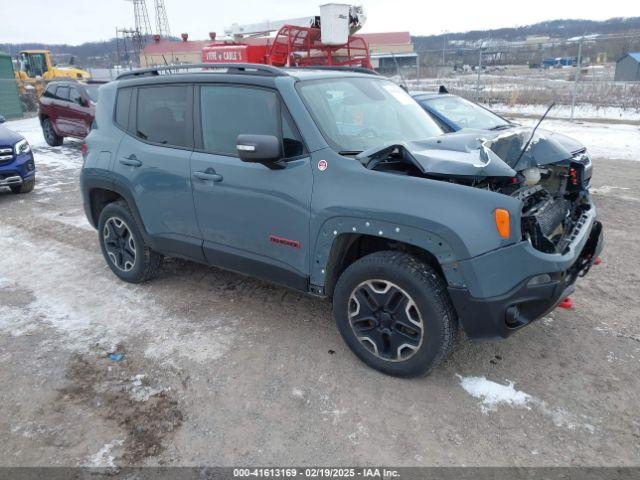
[81, 172, 155, 248]
[310, 216, 467, 294]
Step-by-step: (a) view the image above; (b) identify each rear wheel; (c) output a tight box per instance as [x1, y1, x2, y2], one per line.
[333, 251, 458, 377]
[42, 118, 63, 146]
[98, 201, 163, 283]
[10, 178, 35, 194]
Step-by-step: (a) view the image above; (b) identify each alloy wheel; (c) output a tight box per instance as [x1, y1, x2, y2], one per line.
[44, 121, 55, 144]
[103, 217, 137, 272]
[348, 279, 424, 362]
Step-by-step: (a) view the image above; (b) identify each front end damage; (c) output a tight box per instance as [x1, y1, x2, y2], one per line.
[357, 127, 594, 256]
[357, 128, 603, 338]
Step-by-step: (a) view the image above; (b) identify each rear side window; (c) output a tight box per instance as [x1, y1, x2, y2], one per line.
[114, 88, 132, 130]
[136, 85, 189, 148]
[55, 86, 70, 101]
[200, 85, 304, 158]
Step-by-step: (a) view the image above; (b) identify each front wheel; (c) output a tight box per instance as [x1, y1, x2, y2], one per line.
[333, 251, 458, 377]
[98, 201, 163, 283]
[10, 178, 35, 194]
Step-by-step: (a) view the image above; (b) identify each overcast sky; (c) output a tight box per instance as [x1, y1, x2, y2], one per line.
[2, 0, 638, 45]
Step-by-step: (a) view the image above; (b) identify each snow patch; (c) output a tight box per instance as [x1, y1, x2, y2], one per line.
[0, 223, 236, 362]
[85, 440, 123, 467]
[129, 374, 164, 402]
[591, 185, 630, 195]
[456, 374, 598, 433]
[43, 211, 94, 231]
[456, 375, 532, 412]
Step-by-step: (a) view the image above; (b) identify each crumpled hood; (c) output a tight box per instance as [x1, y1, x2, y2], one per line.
[357, 126, 577, 178]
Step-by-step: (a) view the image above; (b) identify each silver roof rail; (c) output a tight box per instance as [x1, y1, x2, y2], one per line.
[116, 63, 288, 80]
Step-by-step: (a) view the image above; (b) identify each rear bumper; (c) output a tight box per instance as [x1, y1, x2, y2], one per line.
[449, 216, 604, 340]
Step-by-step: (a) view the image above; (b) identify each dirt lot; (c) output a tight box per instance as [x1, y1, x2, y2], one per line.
[0, 117, 639, 467]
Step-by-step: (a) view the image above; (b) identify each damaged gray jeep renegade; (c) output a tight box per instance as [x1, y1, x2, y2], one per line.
[80, 65, 603, 377]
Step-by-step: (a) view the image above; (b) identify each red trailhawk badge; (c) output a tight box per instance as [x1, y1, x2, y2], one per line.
[318, 159, 328, 171]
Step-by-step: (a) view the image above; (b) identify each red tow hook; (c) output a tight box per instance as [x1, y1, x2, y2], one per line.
[558, 297, 573, 309]
[594, 256, 602, 265]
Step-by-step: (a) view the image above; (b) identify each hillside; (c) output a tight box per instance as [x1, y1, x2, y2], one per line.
[1, 16, 639, 68]
[412, 16, 640, 51]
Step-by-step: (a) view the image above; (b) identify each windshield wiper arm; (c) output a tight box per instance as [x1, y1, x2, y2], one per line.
[489, 124, 512, 131]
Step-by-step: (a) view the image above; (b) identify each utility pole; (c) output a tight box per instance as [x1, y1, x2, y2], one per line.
[475, 45, 483, 102]
[442, 33, 446, 66]
[154, 0, 172, 39]
[570, 38, 583, 122]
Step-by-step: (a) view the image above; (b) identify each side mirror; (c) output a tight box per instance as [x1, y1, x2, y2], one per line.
[236, 134, 285, 169]
[0, 115, 5, 124]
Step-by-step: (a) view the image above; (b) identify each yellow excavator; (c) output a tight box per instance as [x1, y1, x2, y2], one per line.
[14, 50, 90, 96]
[14, 50, 91, 111]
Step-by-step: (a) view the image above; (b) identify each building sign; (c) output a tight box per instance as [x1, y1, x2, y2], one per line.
[202, 46, 248, 63]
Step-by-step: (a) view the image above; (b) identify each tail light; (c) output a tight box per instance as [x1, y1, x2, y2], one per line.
[81, 142, 87, 158]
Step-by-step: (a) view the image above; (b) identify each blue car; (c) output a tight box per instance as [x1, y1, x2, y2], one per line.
[0, 115, 36, 194]
[412, 91, 585, 153]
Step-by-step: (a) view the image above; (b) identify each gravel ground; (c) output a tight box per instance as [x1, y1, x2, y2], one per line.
[0, 117, 639, 467]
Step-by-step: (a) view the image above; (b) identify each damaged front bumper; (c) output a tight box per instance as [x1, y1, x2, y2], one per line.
[447, 208, 604, 340]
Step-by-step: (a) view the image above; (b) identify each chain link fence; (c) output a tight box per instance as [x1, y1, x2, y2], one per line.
[399, 33, 640, 117]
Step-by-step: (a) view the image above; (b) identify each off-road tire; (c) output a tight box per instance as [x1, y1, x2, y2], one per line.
[333, 251, 458, 377]
[98, 200, 163, 283]
[42, 118, 63, 146]
[10, 178, 35, 194]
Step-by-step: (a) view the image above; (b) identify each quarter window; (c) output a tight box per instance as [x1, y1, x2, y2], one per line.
[136, 85, 190, 148]
[43, 84, 56, 98]
[114, 88, 132, 130]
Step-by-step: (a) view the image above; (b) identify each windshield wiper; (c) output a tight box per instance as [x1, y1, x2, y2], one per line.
[338, 150, 363, 156]
[489, 124, 512, 131]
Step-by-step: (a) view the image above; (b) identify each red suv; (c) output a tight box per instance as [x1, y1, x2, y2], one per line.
[38, 80, 104, 146]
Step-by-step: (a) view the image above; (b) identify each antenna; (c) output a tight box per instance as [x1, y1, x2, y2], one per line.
[154, 0, 172, 39]
[514, 103, 555, 166]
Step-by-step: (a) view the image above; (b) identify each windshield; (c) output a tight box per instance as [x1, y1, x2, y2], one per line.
[297, 77, 442, 153]
[85, 86, 100, 102]
[422, 95, 510, 131]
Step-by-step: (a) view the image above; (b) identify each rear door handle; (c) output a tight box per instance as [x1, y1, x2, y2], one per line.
[193, 169, 223, 183]
[120, 154, 141, 167]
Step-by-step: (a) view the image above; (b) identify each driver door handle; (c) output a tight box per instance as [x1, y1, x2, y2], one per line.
[193, 169, 223, 183]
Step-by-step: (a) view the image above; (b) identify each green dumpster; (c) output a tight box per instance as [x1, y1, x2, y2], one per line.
[0, 52, 23, 119]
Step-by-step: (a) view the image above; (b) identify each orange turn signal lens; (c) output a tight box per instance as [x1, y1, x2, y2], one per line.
[494, 209, 510, 239]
